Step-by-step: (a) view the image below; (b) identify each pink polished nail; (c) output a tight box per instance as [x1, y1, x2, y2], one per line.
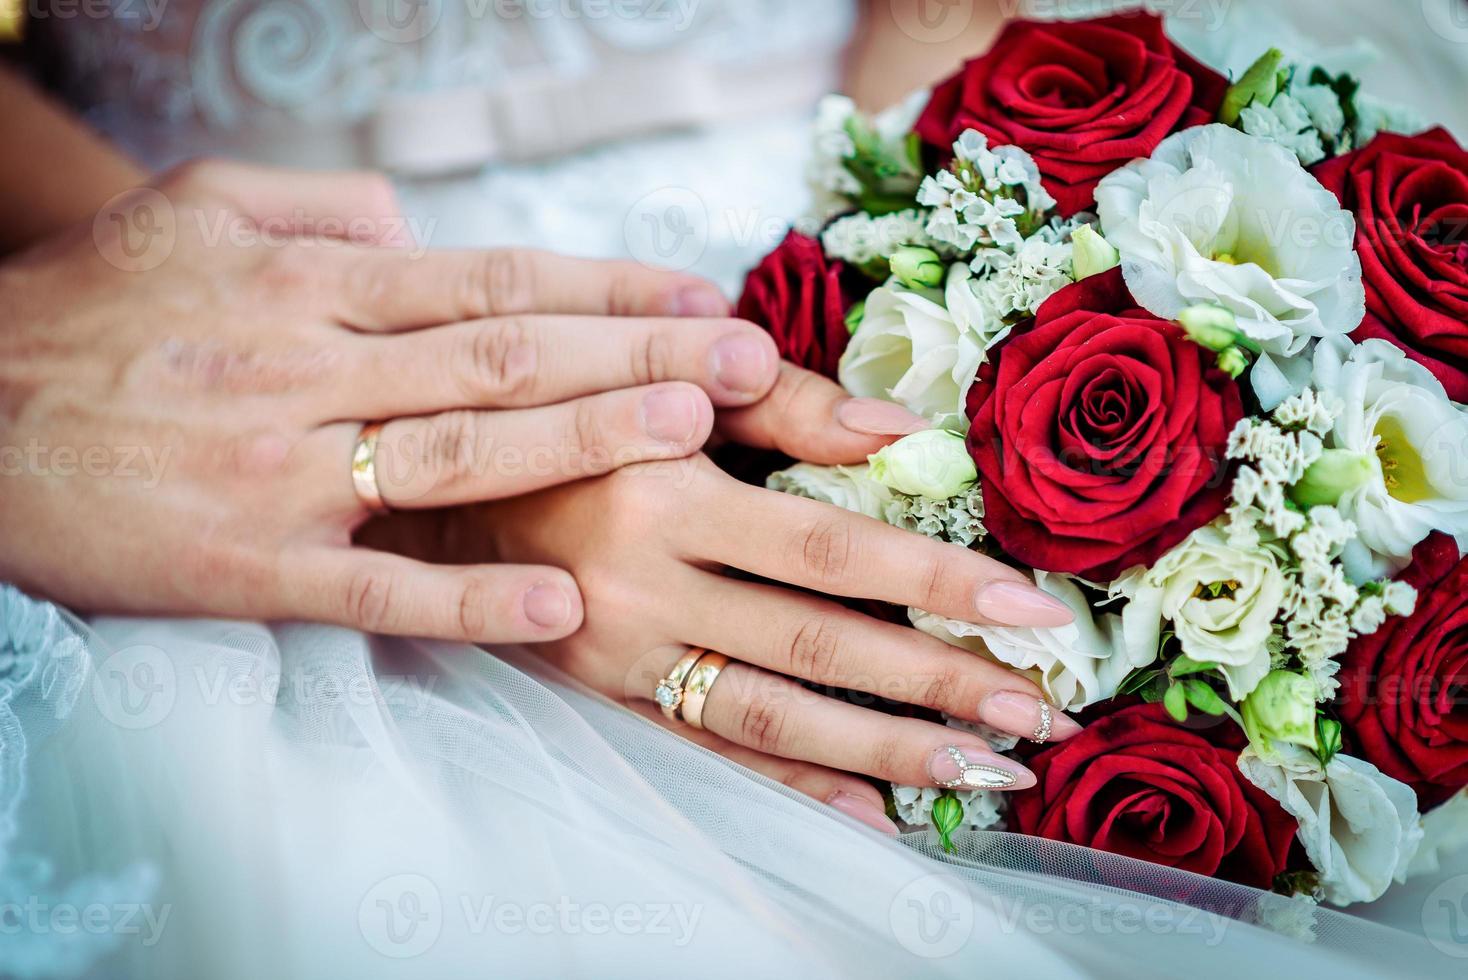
[927, 744, 1034, 790]
[710, 333, 773, 395]
[974, 581, 1075, 627]
[835, 398, 930, 436]
[978, 691, 1083, 742]
[523, 582, 572, 629]
[827, 791, 900, 835]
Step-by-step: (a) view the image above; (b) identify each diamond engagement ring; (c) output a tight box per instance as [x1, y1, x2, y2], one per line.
[654, 649, 708, 721]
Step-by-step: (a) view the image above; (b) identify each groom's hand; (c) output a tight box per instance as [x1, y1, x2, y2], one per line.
[0, 159, 790, 643]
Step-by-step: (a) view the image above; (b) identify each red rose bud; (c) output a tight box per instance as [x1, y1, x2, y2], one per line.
[915, 12, 1228, 216]
[965, 268, 1243, 582]
[1314, 128, 1468, 402]
[736, 231, 852, 381]
[1338, 533, 1468, 808]
[1009, 702, 1296, 889]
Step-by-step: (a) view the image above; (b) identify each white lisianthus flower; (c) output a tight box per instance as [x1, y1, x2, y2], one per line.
[1311, 338, 1468, 579]
[1113, 523, 1285, 699]
[1238, 745, 1422, 906]
[765, 463, 892, 521]
[910, 572, 1154, 710]
[838, 265, 1005, 430]
[1096, 124, 1365, 409]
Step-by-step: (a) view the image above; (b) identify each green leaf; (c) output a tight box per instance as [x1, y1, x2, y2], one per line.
[1164, 683, 1189, 723]
[1118, 667, 1165, 696]
[1316, 717, 1343, 768]
[1168, 656, 1219, 679]
[1182, 679, 1229, 716]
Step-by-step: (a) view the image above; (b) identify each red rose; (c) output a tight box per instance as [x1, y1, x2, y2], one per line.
[1338, 533, 1468, 809]
[914, 12, 1227, 217]
[965, 268, 1242, 581]
[1314, 129, 1468, 402]
[736, 231, 851, 380]
[1009, 703, 1296, 889]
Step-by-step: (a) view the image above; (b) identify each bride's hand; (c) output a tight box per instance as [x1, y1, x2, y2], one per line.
[375, 366, 1084, 833]
[0, 160, 784, 642]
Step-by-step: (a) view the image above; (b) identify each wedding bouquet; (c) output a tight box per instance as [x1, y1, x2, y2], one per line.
[738, 11, 1468, 907]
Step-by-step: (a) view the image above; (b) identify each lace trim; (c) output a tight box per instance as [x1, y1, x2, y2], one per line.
[1, 586, 159, 979]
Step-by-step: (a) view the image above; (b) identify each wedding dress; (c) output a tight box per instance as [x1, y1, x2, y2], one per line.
[6, 2, 1467, 978]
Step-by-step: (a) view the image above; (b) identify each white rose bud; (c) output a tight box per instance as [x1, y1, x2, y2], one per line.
[1070, 224, 1119, 281]
[868, 429, 977, 499]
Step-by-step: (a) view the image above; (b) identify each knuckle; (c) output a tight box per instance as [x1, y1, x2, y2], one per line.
[421, 410, 481, 488]
[866, 735, 905, 779]
[568, 397, 606, 456]
[454, 576, 494, 639]
[797, 519, 854, 586]
[733, 697, 788, 755]
[785, 614, 843, 681]
[918, 555, 949, 612]
[463, 249, 538, 318]
[628, 328, 675, 387]
[345, 569, 397, 633]
[915, 662, 967, 712]
[463, 318, 540, 402]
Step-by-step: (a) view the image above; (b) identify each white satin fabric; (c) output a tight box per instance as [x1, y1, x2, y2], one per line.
[15, 1, 1468, 977]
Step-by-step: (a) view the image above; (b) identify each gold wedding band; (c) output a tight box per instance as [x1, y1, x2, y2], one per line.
[654, 648, 708, 721]
[351, 421, 390, 515]
[679, 653, 730, 730]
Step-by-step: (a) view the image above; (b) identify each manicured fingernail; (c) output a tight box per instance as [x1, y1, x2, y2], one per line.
[827, 791, 900, 835]
[835, 397, 930, 436]
[640, 387, 701, 444]
[927, 744, 1035, 790]
[710, 333, 773, 395]
[523, 581, 572, 629]
[974, 581, 1075, 627]
[671, 285, 730, 317]
[978, 691, 1083, 742]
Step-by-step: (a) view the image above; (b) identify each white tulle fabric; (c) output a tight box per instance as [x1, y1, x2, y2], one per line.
[12, 614, 1459, 977]
[12, 1, 1468, 977]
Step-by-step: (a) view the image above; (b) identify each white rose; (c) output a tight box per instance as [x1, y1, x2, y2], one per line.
[838, 265, 1004, 430]
[1312, 337, 1468, 579]
[1096, 124, 1365, 409]
[765, 463, 892, 521]
[910, 572, 1155, 710]
[1112, 523, 1284, 700]
[1238, 745, 1422, 906]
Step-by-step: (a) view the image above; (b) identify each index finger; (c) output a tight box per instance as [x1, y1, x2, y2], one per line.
[328, 247, 731, 331]
[690, 470, 1076, 629]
